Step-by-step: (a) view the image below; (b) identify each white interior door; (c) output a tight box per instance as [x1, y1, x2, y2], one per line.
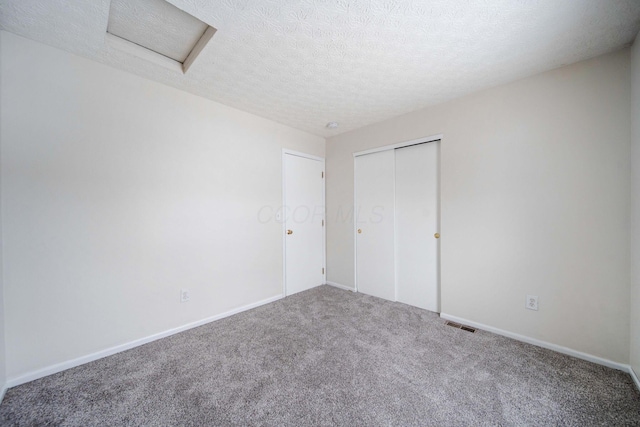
[284, 152, 325, 296]
[395, 142, 439, 312]
[355, 150, 395, 301]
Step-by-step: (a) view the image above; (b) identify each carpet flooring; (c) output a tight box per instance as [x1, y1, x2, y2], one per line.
[1, 285, 639, 426]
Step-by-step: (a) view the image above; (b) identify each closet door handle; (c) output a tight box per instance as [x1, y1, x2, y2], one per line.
[287, 230, 293, 235]
[357, 229, 362, 234]
[434, 233, 440, 239]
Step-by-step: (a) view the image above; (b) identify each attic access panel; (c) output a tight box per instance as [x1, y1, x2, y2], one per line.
[107, 0, 215, 73]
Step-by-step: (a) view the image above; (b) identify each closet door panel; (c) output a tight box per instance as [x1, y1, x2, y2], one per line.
[395, 142, 439, 312]
[355, 150, 395, 301]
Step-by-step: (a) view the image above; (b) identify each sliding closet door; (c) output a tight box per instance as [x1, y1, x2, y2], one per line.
[355, 150, 395, 301]
[395, 142, 439, 312]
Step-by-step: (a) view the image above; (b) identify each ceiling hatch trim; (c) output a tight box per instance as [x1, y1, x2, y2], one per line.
[106, 0, 216, 74]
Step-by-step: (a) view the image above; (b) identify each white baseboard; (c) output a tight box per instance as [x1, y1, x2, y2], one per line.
[0, 384, 7, 404]
[630, 367, 640, 392]
[440, 313, 628, 372]
[325, 281, 356, 292]
[6, 294, 284, 389]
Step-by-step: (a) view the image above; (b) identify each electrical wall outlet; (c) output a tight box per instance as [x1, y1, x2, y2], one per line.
[181, 289, 190, 303]
[526, 295, 538, 311]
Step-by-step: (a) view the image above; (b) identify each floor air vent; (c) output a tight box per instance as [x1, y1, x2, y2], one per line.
[445, 321, 476, 333]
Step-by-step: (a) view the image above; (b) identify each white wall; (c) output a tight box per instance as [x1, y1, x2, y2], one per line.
[631, 33, 640, 378]
[0, 32, 325, 380]
[0, 30, 7, 399]
[0, 264, 4, 399]
[327, 49, 631, 364]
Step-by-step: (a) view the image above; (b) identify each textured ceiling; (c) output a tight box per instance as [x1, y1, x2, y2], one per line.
[1, 0, 640, 137]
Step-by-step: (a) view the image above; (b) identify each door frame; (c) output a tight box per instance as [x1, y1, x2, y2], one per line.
[282, 149, 326, 297]
[352, 133, 442, 305]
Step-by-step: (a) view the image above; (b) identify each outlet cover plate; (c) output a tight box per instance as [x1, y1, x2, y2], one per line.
[526, 295, 538, 311]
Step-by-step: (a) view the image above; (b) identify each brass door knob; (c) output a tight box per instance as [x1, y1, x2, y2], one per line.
[357, 229, 362, 234]
[434, 233, 440, 239]
[287, 230, 293, 235]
